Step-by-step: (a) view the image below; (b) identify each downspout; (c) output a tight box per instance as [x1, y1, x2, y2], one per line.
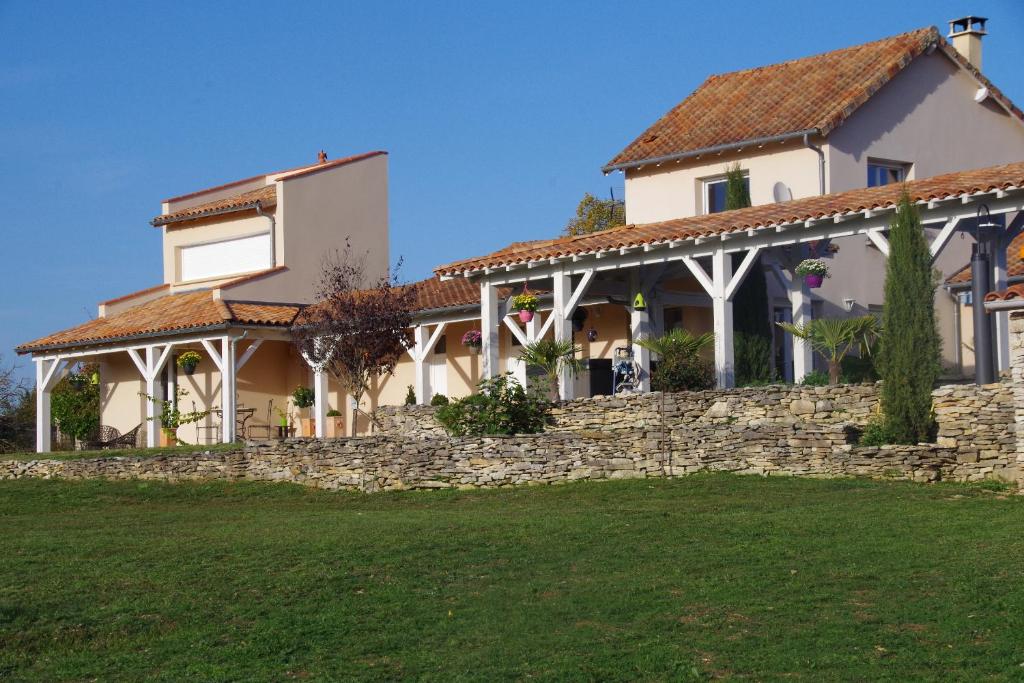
[255, 200, 276, 267]
[803, 133, 825, 195]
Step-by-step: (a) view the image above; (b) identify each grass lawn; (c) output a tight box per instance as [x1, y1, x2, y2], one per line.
[0, 442, 239, 462]
[1, 475, 1022, 681]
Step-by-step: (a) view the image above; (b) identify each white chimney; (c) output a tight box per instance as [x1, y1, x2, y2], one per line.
[948, 16, 987, 70]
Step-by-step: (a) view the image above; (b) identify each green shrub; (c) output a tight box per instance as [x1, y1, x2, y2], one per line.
[430, 394, 449, 407]
[435, 374, 550, 436]
[291, 386, 315, 409]
[51, 371, 100, 441]
[651, 356, 715, 393]
[840, 354, 878, 384]
[800, 370, 829, 387]
[326, 409, 342, 417]
[404, 385, 416, 406]
[857, 416, 898, 447]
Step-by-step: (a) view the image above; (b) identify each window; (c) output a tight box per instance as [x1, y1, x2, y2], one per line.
[179, 233, 272, 282]
[867, 160, 908, 187]
[703, 174, 749, 214]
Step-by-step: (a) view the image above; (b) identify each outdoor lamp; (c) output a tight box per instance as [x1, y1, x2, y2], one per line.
[632, 292, 647, 311]
[586, 327, 598, 342]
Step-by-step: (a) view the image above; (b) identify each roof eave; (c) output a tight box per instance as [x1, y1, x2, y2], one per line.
[602, 129, 821, 174]
[150, 200, 268, 227]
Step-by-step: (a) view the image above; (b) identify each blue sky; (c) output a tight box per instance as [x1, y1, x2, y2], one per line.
[2, 0, 1022, 379]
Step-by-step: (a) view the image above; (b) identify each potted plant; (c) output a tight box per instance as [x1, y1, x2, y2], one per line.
[274, 404, 292, 438]
[140, 387, 214, 446]
[462, 330, 483, 355]
[324, 409, 345, 438]
[511, 290, 539, 323]
[177, 350, 203, 376]
[794, 259, 829, 288]
[291, 386, 316, 436]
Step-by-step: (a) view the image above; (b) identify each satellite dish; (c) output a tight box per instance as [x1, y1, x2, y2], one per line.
[974, 87, 990, 103]
[772, 181, 793, 203]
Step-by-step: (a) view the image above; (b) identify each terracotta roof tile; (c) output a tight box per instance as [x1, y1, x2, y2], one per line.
[436, 161, 1024, 277]
[605, 27, 1022, 171]
[17, 291, 301, 353]
[984, 284, 1024, 302]
[152, 185, 276, 227]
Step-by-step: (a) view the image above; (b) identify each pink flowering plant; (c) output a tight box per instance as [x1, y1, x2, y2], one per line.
[461, 330, 483, 348]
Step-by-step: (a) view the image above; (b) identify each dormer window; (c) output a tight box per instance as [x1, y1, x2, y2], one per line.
[867, 159, 910, 187]
[703, 173, 749, 214]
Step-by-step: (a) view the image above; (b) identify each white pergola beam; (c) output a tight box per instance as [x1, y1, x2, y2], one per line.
[866, 229, 890, 257]
[681, 256, 714, 296]
[929, 218, 962, 262]
[725, 247, 763, 301]
[235, 339, 263, 372]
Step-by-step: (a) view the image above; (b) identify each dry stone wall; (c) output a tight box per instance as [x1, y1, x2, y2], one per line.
[3, 380, 1018, 490]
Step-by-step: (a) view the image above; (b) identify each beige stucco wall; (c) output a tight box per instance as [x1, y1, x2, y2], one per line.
[98, 354, 147, 437]
[229, 155, 389, 305]
[623, 141, 824, 225]
[162, 212, 278, 288]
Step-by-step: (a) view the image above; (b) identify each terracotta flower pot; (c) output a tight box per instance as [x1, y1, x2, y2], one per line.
[518, 310, 535, 323]
[804, 274, 824, 289]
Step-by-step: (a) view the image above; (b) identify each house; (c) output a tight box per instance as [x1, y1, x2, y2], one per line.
[18, 18, 1024, 452]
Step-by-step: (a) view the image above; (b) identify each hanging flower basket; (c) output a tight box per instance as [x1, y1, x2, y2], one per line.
[794, 259, 829, 289]
[461, 330, 482, 355]
[177, 350, 202, 376]
[511, 290, 539, 324]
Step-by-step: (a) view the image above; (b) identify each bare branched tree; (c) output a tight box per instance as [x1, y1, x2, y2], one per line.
[0, 355, 31, 453]
[293, 241, 417, 436]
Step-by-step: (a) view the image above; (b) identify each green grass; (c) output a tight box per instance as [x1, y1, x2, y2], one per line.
[0, 442, 239, 462]
[1, 475, 1022, 681]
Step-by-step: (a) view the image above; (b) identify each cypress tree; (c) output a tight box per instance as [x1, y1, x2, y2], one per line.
[880, 192, 940, 443]
[725, 164, 773, 384]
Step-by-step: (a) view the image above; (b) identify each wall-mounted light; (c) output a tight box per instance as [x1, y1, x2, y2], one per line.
[586, 328, 598, 342]
[843, 298, 856, 312]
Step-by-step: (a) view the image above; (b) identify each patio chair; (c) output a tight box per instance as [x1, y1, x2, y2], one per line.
[246, 400, 275, 439]
[84, 424, 142, 450]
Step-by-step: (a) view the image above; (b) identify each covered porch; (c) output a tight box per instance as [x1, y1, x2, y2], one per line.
[435, 163, 1024, 395]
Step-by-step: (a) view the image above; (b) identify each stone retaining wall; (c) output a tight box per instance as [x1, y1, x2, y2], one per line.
[4, 381, 1017, 491]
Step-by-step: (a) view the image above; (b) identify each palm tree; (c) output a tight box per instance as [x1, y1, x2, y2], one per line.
[635, 328, 714, 361]
[519, 339, 583, 399]
[776, 316, 881, 384]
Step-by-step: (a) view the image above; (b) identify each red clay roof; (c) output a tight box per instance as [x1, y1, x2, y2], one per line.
[947, 231, 1024, 287]
[605, 27, 1023, 171]
[436, 161, 1024, 277]
[152, 185, 277, 227]
[17, 291, 301, 353]
[984, 284, 1024, 302]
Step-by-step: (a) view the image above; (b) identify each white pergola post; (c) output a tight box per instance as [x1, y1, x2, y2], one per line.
[711, 248, 735, 388]
[313, 366, 328, 438]
[127, 344, 174, 448]
[503, 314, 531, 388]
[628, 269, 651, 393]
[411, 322, 447, 403]
[34, 356, 67, 453]
[788, 277, 813, 382]
[480, 281, 500, 381]
[200, 336, 236, 443]
[994, 228, 1011, 372]
[552, 269, 575, 399]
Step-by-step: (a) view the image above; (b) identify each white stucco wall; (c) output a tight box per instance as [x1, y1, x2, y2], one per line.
[623, 141, 824, 225]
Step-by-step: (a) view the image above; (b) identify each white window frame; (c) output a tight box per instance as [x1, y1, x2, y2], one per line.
[867, 158, 911, 188]
[701, 171, 749, 215]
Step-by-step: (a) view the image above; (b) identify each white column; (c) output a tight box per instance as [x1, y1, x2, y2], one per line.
[313, 366, 328, 438]
[34, 357, 65, 453]
[221, 337, 237, 443]
[413, 324, 429, 403]
[629, 268, 651, 392]
[711, 249, 735, 388]
[789, 276, 813, 382]
[144, 347, 158, 447]
[480, 280, 500, 380]
[994, 231, 1010, 372]
[552, 268, 575, 399]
